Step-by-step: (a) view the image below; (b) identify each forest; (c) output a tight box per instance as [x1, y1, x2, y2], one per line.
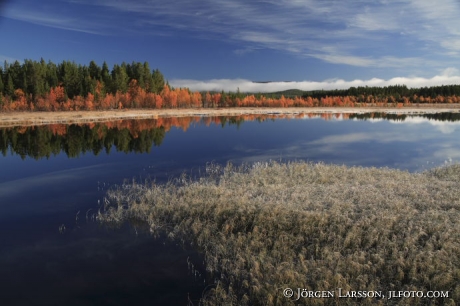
[2, 59, 460, 112]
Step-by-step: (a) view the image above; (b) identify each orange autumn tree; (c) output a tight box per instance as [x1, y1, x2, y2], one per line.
[85, 93, 95, 110]
[212, 92, 221, 107]
[128, 79, 148, 108]
[101, 93, 115, 110]
[176, 88, 191, 108]
[161, 85, 178, 108]
[191, 91, 202, 108]
[13, 89, 28, 111]
[154, 94, 163, 109]
[204, 92, 212, 107]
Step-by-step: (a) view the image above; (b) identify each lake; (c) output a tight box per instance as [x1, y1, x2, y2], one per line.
[1, 112, 460, 305]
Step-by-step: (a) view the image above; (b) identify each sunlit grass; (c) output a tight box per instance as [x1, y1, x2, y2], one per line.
[99, 161, 460, 305]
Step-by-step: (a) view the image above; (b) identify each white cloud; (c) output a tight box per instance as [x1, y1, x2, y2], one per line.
[170, 70, 460, 92]
[307, 54, 375, 67]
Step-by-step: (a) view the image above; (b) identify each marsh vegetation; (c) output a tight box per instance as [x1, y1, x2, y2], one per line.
[99, 161, 460, 305]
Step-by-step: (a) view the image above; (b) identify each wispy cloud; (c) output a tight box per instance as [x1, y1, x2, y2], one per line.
[0, 54, 21, 63]
[3, 5, 108, 35]
[5, 0, 460, 71]
[170, 69, 460, 92]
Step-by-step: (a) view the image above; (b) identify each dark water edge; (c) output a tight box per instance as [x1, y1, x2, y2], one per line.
[2, 112, 460, 305]
[1, 222, 206, 306]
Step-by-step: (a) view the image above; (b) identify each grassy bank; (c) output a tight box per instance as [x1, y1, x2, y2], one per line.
[99, 161, 460, 305]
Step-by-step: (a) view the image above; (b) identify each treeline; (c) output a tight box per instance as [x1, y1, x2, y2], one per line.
[0, 59, 167, 111]
[2, 59, 460, 112]
[0, 59, 165, 98]
[298, 84, 460, 99]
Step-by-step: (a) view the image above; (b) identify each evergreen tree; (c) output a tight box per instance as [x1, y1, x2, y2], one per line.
[89, 60, 102, 81]
[152, 69, 165, 94]
[111, 64, 129, 93]
[101, 61, 111, 92]
[127, 61, 145, 89]
[5, 73, 14, 97]
[220, 90, 226, 107]
[143, 62, 154, 92]
[0, 67, 4, 94]
[8, 61, 24, 90]
[46, 61, 59, 89]
[80, 66, 94, 96]
[59, 61, 81, 98]
[24, 59, 47, 98]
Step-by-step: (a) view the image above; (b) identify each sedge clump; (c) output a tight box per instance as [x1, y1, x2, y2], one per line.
[99, 161, 460, 306]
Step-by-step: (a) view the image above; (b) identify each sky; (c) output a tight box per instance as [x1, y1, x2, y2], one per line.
[1, 0, 460, 92]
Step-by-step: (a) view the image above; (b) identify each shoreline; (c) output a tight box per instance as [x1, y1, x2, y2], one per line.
[1, 104, 460, 127]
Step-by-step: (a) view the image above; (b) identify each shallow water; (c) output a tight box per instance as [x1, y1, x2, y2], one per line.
[1, 112, 459, 305]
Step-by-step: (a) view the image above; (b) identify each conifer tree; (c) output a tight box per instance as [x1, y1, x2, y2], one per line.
[0, 68, 4, 94]
[152, 69, 165, 94]
[5, 73, 14, 97]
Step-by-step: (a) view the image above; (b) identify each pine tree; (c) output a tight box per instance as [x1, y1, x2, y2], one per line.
[111, 64, 129, 93]
[5, 73, 14, 97]
[101, 61, 111, 92]
[89, 60, 102, 81]
[152, 69, 165, 94]
[46, 61, 59, 89]
[0, 67, 4, 94]
[143, 62, 154, 93]
[59, 61, 81, 99]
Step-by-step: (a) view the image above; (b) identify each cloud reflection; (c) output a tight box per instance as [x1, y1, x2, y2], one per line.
[389, 116, 460, 134]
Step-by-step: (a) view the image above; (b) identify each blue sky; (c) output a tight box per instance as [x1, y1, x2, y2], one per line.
[1, 0, 460, 92]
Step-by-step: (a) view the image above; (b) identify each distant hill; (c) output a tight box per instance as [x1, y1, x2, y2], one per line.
[268, 89, 307, 98]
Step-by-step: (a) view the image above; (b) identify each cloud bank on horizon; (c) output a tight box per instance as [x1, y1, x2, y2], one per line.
[171, 68, 460, 92]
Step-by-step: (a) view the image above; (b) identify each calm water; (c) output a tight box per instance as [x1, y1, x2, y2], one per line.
[1, 112, 460, 305]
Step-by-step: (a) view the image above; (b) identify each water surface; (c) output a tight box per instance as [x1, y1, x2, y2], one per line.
[1, 112, 459, 305]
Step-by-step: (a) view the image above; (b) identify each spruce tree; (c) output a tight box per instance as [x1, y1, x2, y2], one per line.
[0, 68, 4, 94]
[5, 73, 14, 97]
[152, 69, 165, 94]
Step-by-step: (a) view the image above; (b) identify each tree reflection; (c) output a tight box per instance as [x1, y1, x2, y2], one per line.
[2, 112, 460, 159]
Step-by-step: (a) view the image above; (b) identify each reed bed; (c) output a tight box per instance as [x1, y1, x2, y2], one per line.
[99, 161, 460, 305]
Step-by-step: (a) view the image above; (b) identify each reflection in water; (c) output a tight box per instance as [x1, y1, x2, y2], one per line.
[3, 112, 460, 159]
[348, 112, 460, 121]
[2, 111, 460, 305]
[0, 119, 166, 159]
[349, 112, 408, 121]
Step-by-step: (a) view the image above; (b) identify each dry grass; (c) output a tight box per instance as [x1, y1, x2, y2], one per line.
[99, 161, 460, 305]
